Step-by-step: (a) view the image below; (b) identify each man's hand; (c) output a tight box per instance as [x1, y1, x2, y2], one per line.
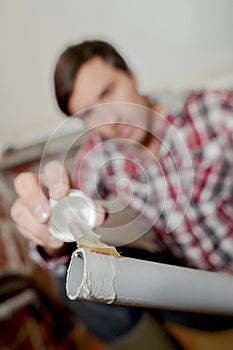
[11, 160, 107, 256]
[10, 161, 70, 255]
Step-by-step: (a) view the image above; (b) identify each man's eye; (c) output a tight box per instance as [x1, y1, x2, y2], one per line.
[100, 84, 114, 100]
[101, 88, 110, 98]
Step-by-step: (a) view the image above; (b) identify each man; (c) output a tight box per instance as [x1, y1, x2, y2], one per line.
[11, 40, 233, 349]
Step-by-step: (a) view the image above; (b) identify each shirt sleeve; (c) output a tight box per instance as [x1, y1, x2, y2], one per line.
[29, 242, 78, 276]
[167, 90, 233, 272]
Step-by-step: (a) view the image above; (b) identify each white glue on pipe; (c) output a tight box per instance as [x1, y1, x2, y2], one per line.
[66, 248, 233, 315]
[67, 248, 117, 303]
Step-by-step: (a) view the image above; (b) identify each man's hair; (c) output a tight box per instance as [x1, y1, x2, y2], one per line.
[54, 40, 130, 115]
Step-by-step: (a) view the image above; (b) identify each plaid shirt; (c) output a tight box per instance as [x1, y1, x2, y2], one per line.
[73, 90, 233, 273]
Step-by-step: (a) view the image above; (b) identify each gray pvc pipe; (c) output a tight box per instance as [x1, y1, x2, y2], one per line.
[66, 248, 233, 315]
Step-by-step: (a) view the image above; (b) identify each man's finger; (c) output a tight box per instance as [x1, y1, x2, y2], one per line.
[13, 172, 51, 223]
[95, 200, 107, 226]
[43, 160, 70, 200]
[11, 198, 63, 249]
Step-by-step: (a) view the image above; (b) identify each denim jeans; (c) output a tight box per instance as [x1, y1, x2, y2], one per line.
[57, 273, 143, 342]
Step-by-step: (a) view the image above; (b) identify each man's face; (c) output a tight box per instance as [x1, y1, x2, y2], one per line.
[68, 57, 152, 144]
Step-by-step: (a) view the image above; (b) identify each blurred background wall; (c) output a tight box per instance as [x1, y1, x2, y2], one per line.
[1, 0, 233, 152]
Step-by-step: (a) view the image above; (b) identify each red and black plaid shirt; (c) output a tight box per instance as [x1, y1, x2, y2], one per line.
[73, 90, 233, 273]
